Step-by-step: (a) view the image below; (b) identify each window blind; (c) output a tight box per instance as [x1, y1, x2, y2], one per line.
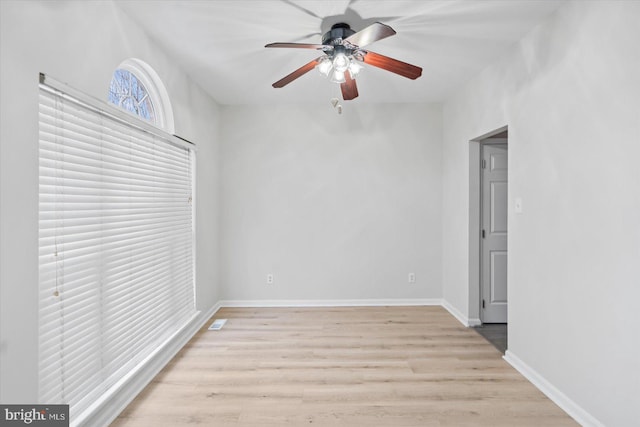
[38, 75, 196, 423]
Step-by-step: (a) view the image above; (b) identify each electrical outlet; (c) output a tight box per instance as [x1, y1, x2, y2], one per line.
[408, 273, 416, 283]
[266, 274, 274, 285]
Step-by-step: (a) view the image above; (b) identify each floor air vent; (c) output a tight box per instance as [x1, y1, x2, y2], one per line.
[208, 319, 227, 331]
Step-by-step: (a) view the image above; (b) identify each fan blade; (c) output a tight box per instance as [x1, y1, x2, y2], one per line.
[344, 22, 396, 48]
[272, 57, 322, 88]
[362, 51, 422, 80]
[265, 42, 328, 50]
[281, 0, 321, 18]
[340, 72, 359, 101]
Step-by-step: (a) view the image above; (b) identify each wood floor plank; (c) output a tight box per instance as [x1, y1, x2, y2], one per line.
[111, 306, 577, 426]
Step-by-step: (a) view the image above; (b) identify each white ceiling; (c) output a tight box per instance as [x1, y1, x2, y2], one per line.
[115, 0, 564, 106]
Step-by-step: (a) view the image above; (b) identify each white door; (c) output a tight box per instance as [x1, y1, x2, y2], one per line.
[481, 143, 508, 323]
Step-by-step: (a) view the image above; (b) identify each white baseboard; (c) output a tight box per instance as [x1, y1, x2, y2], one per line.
[503, 350, 604, 427]
[207, 300, 223, 319]
[467, 317, 481, 326]
[218, 298, 443, 308]
[85, 304, 219, 427]
[441, 299, 475, 326]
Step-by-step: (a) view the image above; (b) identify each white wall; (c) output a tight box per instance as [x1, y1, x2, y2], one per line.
[220, 104, 442, 302]
[441, 1, 640, 425]
[0, 0, 221, 403]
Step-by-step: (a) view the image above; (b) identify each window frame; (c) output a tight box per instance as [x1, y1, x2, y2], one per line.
[109, 58, 175, 134]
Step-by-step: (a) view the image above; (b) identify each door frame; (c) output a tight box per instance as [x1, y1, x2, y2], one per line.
[468, 126, 508, 326]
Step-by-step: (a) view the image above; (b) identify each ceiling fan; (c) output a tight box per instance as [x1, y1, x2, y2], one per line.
[265, 22, 422, 101]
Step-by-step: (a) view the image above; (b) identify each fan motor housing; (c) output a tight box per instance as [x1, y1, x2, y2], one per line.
[322, 23, 356, 46]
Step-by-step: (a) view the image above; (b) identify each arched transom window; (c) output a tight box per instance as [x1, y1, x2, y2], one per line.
[108, 69, 156, 122]
[107, 58, 175, 133]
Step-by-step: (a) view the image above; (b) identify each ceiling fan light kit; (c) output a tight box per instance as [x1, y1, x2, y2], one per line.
[266, 22, 422, 101]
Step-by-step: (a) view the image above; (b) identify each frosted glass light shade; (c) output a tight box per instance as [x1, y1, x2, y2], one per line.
[317, 58, 332, 76]
[348, 61, 363, 77]
[330, 70, 346, 83]
[333, 53, 349, 72]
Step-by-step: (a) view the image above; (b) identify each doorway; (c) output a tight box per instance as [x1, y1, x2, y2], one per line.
[468, 128, 508, 351]
[480, 141, 508, 323]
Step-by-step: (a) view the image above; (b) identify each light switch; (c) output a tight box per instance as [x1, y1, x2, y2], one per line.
[514, 197, 523, 214]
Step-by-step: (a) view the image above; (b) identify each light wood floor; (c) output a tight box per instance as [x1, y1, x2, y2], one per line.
[111, 306, 576, 426]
